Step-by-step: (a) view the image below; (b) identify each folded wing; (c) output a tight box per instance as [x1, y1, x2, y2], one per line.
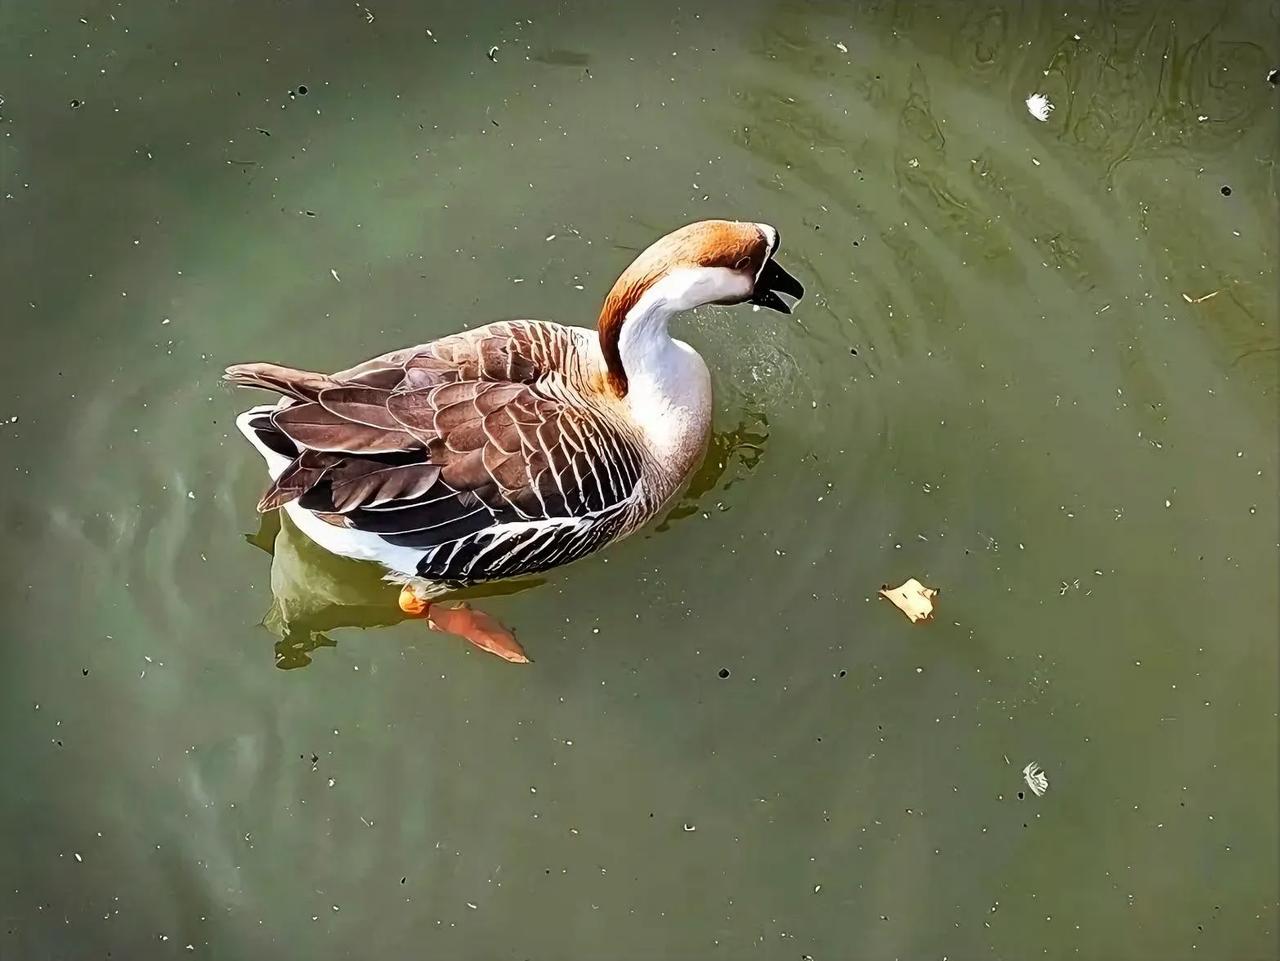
[226, 322, 646, 582]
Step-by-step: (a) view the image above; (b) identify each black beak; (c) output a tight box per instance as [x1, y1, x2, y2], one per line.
[750, 257, 805, 314]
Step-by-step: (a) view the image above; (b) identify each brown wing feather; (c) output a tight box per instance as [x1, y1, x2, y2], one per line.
[272, 403, 418, 453]
[228, 322, 646, 567]
[224, 362, 337, 401]
[327, 462, 442, 511]
[257, 449, 337, 512]
[317, 387, 404, 430]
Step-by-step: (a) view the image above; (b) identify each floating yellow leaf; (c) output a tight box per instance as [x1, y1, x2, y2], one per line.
[879, 578, 938, 623]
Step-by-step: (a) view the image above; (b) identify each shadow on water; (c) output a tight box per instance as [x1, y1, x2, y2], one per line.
[247, 411, 770, 669]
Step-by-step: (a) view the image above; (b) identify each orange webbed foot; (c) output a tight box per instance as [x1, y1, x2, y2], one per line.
[398, 587, 528, 663]
[429, 603, 529, 663]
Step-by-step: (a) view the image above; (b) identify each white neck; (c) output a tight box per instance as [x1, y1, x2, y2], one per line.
[616, 267, 743, 485]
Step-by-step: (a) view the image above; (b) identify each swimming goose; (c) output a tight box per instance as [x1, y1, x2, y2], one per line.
[226, 219, 804, 662]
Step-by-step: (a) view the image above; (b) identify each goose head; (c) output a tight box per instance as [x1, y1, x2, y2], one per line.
[598, 219, 804, 395]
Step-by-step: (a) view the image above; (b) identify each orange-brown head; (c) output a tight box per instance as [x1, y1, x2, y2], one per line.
[597, 220, 803, 395]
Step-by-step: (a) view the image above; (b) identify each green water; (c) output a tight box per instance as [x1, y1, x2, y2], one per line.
[2, 1, 1277, 958]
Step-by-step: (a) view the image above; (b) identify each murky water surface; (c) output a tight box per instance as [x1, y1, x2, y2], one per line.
[2, 2, 1277, 958]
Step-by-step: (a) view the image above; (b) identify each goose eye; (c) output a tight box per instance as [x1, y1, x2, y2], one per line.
[733, 256, 751, 270]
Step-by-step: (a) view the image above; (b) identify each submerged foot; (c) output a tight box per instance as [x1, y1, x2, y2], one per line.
[398, 586, 529, 663]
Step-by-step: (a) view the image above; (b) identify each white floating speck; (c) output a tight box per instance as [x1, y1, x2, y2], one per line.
[74, 852, 83, 862]
[187, 491, 195, 499]
[545, 234, 556, 241]
[1025, 93, 1054, 122]
[834, 41, 848, 53]
[682, 822, 696, 832]
[466, 901, 478, 910]
[329, 268, 341, 283]
[1022, 761, 1049, 797]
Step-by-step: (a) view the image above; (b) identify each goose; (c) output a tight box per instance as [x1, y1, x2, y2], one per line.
[226, 219, 804, 662]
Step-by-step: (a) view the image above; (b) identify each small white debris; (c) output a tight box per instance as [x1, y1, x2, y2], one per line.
[682, 823, 696, 832]
[1165, 499, 1172, 508]
[1022, 761, 1049, 797]
[466, 901, 478, 910]
[74, 852, 83, 862]
[1025, 92, 1054, 122]
[545, 234, 556, 241]
[327, 777, 335, 788]
[187, 491, 195, 500]
[907, 157, 919, 168]
[1182, 290, 1220, 304]
[329, 268, 341, 283]
[487, 46, 499, 62]
[834, 41, 848, 53]
[879, 578, 938, 623]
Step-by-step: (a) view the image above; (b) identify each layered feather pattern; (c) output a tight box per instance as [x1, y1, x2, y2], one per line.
[226, 321, 652, 583]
